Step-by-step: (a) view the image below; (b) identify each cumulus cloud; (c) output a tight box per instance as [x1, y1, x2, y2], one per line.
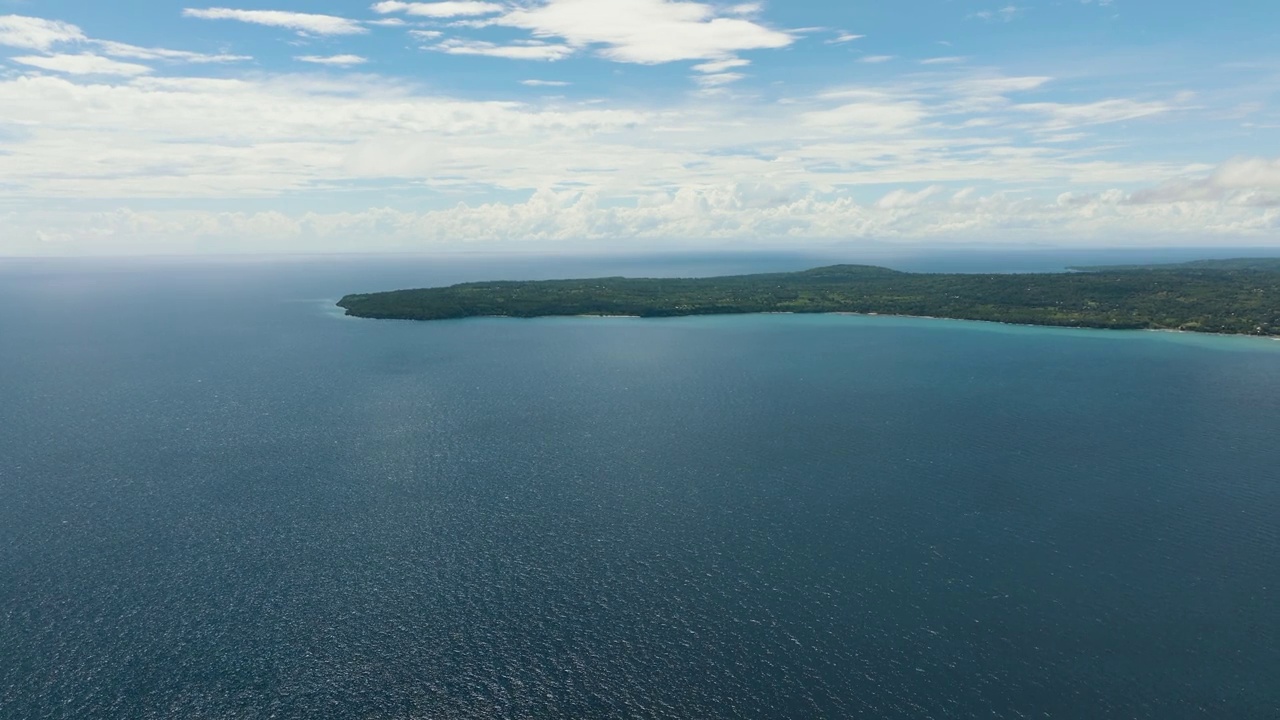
[0, 57, 1272, 253]
[371, 1, 505, 17]
[1127, 157, 1280, 207]
[0, 71, 1215, 205]
[182, 8, 368, 35]
[875, 186, 943, 209]
[11, 53, 152, 76]
[6, 184, 1278, 256]
[1213, 157, 1280, 189]
[496, 0, 794, 64]
[0, 5, 1274, 255]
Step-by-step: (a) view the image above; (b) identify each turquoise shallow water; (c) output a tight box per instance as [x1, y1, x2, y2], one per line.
[1, 255, 1278, 719]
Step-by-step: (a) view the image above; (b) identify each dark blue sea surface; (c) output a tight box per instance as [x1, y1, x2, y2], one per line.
[1, 253, 1278, 719]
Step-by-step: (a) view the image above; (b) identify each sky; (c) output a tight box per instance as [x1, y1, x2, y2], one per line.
[1, 0, 1278, 255]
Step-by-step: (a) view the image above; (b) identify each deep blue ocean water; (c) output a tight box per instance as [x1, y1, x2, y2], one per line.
[1, 252, 1278, 719]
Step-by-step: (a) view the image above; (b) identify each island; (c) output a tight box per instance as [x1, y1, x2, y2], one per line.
[337, 258, 1280, 336]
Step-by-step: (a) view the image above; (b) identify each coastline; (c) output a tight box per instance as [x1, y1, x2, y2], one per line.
[337, 305, 1280, 344]
[336, 261, 1279, 339]
[823, 310, 1280, 343]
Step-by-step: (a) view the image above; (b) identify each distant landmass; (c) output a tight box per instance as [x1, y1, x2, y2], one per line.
[338, 258, 1280, 336]
[1069, 257, 1280, 273]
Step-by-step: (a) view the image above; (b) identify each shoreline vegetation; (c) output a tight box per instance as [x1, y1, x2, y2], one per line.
[337, 258, 1280, 337]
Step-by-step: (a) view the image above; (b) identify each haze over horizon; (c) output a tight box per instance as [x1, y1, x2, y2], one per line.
[1, 0, 1278, 255]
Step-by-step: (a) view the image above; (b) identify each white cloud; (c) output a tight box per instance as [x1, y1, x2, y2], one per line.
[182, 8, 368, 36]
[875, 185, 943, 209]
[801, 96, 927, 134]
[953, 75, 1050, 95]
[1015, 98, 1175, 130]
[0, 62, 1267, 253]
[1128, 157, 1280, 205]
[0, 70, 1205, 204]
[11, 53, 152, 76]
[371, 1, 505, 17]
[859, 55, 894, 64]
[0, 15, 248, 63]
[496, 0, 794, 64]
[430, 38, 574, 60]
[694, 72, 744, 87]
[7, 184, 1277, 256]
[0, 6, 1272, 255]
[94, 40, 250, 64]
[826, 32, 864, 44]
[1212, 157, 1280, 189]
[1039, 133, 1088, 143]
[0, 14, 85, 50]
[296, 54, 369, 66]
[972, 5, 1020, 22]
[692, 57, 749, 73]
[933, 74, 1050, 114]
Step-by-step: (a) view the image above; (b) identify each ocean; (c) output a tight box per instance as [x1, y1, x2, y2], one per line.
[1, 252, 1277, 719]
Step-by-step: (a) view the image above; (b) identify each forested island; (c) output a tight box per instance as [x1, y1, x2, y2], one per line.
[338, 258, 1280, 336]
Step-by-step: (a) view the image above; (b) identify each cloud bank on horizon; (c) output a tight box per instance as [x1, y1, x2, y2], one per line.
[0, 0, 1278, 254]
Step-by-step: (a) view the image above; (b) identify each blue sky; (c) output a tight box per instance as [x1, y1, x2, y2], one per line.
[1, 0, 1278, 254]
